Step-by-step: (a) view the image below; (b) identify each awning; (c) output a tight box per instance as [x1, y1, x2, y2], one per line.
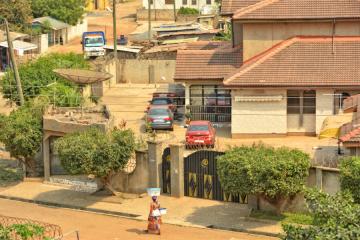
[0, 40, 37, 56]
[319, 114, 353, 139]
[234, 95, 284, 102]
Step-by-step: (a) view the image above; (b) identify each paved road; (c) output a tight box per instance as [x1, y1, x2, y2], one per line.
[0, 199, 277, 240]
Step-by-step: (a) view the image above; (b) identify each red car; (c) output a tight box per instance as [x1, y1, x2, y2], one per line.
[185, 121, 216, 148]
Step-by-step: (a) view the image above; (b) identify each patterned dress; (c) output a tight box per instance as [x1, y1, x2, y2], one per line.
[147, 201, 162, 234]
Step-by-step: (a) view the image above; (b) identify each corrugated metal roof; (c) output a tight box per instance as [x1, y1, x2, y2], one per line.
[0, 40, 37, 51]
[32, 16, 70, 30]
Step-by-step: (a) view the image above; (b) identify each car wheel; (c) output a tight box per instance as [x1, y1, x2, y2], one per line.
[170, 127, 174, 131]
[210, 144, 215, 149]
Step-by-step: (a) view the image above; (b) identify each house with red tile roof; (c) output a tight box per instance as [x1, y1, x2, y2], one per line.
[174, 0, 360, 137]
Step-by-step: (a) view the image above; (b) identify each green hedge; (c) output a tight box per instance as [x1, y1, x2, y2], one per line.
[340, 156, 360, 203]
[1, 53, 88, 107]
[217, 144, 311, 213]
[177, 7, 199, 15]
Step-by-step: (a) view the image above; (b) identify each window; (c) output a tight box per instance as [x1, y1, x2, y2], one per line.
[182, 0, 187, 4]
[191, 0, 196, 5]
[287, 90, 316, 114]
[303, 90, 316, 114]
[165, 0, 174, 4]
[287, 90, 301, 114]
[206, 0, 211, 4]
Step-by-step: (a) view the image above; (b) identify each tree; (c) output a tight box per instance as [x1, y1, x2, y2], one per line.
[217, 144, 311, 213]
[340, 156, 360, 203]
[55, 127, 136, 194]
[0, 101, 45, 176]
[31, 0, 87, 25]
[0, 0, 32, 31]
[283, 189, 360, 240]
[1, 53, 88, 106]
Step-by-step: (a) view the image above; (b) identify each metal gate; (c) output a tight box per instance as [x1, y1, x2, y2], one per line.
[184, 150, 247, 203]
[162, 147, 171, 194]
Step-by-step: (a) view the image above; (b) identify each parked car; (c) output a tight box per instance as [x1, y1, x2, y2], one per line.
[147, 97, 177, 113]
[185, 121, 216, 148]
[146, 106, 174, 131]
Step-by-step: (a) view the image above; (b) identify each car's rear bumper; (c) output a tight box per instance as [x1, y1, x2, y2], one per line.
[151, 122, 173, 129]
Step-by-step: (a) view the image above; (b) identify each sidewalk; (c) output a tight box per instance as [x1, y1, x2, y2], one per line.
[0, 182, 282, 237]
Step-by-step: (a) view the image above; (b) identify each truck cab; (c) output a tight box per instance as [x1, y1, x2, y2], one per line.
[82, 31, 106, 58]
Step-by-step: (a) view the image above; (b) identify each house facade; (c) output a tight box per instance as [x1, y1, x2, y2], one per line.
[86, 0, 109, 11]
[174, 0, 360, 137]
[143, 0, 217, 12]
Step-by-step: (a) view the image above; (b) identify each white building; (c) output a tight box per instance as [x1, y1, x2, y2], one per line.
[142, 0, 217, 13]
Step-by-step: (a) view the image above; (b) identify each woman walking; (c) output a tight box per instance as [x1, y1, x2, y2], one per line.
[147, 196, 162, 235]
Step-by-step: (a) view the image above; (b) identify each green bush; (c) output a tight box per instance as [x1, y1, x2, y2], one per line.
[0, 102, 44, 176]
[178, 7, 199, 15]
[0, 223, 48, 240]
[1, 53, 88, 106]
[340, 156, 360, 203]
[217, 144, 311, 213]
[283, 189, 360, 240]
[55, 128, 136, 193]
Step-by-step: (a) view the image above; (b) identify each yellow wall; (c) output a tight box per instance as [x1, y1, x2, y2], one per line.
[242, 21, 360, 60]
[86, 0, 109, 11]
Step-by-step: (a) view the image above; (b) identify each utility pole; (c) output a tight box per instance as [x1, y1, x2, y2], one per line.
[4, 19, 24, 106]
[148, 0, 151, 41]
[113, 0, 117, 60]
[173, 0, 177, 22]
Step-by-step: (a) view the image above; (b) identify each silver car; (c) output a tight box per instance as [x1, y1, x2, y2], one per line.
[146, 107, 174, 131]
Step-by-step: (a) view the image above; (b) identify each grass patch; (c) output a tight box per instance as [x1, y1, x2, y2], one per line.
[250, 210, 313, 225]
[0, 159, 23, 187]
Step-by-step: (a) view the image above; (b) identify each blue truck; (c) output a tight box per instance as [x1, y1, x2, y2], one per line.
[82, 31, 106, 58]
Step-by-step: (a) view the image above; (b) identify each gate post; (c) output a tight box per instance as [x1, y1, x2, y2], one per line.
[170, 143, 184, 198]
[147, 140, 163, 188]
[43, 132, 51, 182]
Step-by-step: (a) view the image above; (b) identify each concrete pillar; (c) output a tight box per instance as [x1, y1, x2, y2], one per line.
[316, 90, 334, 135]
[170, 143, 184, 198]
[185, 84, 190, 106]
[147, 140, 163, 188]
[43, 135, 51, 181]
[316, 167, 323, 190]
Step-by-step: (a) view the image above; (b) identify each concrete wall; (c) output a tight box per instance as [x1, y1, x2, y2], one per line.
[67, 19, 88, 41]
[136, 9, 198, 21]
[255, 167, 340, 212]
[110, 150, 149, 194]
[142, 0, 216, 10]
[287, 114, 316, 134]
[231, 89, 287, 136]
[233, 22, 242, 46]
[116, 59, 176, 84]
[242, 21, 360, 60]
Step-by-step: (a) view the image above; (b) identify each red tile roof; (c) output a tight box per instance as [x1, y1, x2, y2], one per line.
[221, 0, 263, 15]
[224, 36, 360, 87]
[174, 41, 242, 80]
[224, 0, 360, 20]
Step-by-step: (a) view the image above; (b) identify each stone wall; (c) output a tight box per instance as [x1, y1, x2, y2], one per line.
[136, 9, 198, 21]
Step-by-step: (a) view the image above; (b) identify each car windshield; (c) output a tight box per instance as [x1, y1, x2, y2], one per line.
[85, 37, 104, 47]
[189, 125, 209, 131]
[152, 98, 171, 105]
[149, 108, 169, 115]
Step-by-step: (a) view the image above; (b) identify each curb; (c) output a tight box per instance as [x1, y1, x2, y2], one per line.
[0, 194, 282, 238]
[0, 194, 140, 218]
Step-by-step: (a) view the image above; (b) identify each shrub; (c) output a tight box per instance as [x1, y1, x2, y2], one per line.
[217, 144, 311, 213]
[283, 189, 360, 240]
[178, 7, 199, 15]
[340, 156, 360, 203]
[55, 127, 136, 194]
[1, 53, 88, 106]
[0, 102, 44, 176]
